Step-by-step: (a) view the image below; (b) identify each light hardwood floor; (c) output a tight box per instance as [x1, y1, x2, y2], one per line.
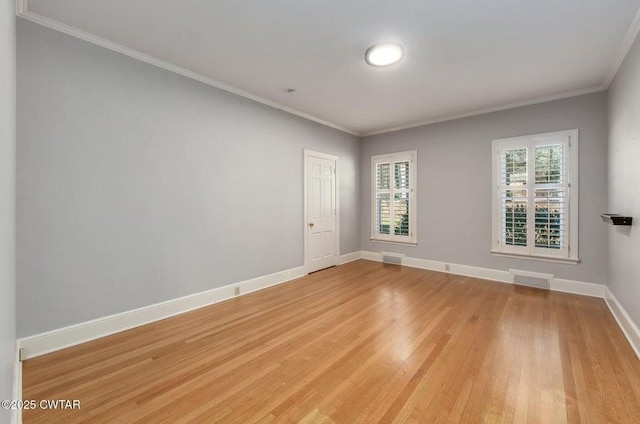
[23, 260, 640, 423]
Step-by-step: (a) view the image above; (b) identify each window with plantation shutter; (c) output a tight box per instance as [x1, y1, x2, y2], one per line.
[371, 151, 417, 244]
[491, 130, 578, 263]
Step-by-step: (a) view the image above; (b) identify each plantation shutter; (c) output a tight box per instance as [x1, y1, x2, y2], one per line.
[494, 133, 572, 259]
[375, 163, 391, 235]
[499, 146, 528, 250]
[393, 161, 410, 236]
[372, 151, 416, 244]
[533, 139, 569, 256]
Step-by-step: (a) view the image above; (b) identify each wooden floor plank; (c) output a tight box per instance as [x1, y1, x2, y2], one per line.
[22, 260, 640, 423]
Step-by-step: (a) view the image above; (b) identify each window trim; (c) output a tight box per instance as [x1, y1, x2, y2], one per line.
[491, 129, 579, 263]
[371, 150, 417, 245]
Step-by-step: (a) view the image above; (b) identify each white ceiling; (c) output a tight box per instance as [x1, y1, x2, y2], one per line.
[20, 0, 640, 136]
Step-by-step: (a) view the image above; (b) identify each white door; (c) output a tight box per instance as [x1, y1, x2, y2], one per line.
[305, 150, 338, 273]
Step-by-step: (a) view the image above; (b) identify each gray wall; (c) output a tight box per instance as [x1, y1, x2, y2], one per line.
[16, 20, 360, 337]
[607, 34, 640, 327]
[0, 0, 16, 417]
[361, 93, 609, 284]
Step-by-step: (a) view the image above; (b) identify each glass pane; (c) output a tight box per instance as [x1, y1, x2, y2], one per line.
[394, 161, 410, 190]
[535, 145, 563, 184]
[502, 149, 527, 186]
[534, 188, 565, 249]
[376, 193, 391, 234]
[377, 163, 390, 190]
[502, 190, 527, 246]
[393, 192, 409, 236]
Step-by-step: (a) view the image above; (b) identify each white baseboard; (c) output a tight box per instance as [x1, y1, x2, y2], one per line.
[359, 250, 605, 297]
[338, 251, 361, 265]
[18, 265, 306, 359]
[551, 278, 606, 298]
[449, 262, 513, 284]
[365, 251, 512, 283]
[604, 288, 640, 360]
[404, 255, 513, 283]
[360, 250, 382, 262]
[401, 255, 446, 272]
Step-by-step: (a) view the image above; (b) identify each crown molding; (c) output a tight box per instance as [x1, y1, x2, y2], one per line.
[603, 3, 640, 88]
[15, 7, 360, 137]
[15, 0, 26, 14]
[360, 86, 605, 137]
[16, 1, 636, 138]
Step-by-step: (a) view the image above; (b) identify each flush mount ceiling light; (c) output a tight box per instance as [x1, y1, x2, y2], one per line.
[365, 43, 404, 67]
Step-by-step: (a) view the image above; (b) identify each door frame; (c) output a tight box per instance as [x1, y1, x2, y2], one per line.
[303, 149, 340, 273]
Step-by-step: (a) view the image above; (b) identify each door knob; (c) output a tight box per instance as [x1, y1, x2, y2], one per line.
[308, 222, 314, 228]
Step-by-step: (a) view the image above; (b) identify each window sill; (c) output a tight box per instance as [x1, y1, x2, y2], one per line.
[370, 238, 417, 247]
[490, 250, 579, 265]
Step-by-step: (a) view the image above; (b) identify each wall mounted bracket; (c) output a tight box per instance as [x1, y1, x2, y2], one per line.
[600, 214, 633, 225]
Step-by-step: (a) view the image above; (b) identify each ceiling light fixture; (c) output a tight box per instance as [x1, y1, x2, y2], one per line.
[365, 43, 404, 67]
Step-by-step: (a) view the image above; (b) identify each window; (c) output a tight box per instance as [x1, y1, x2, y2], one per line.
[491, 130, 578, 263]
[371, 151, 417, 244]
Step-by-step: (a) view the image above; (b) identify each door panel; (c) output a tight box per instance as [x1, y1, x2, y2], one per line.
[305, 153, 337, 273]
[309, 232, 322, 261]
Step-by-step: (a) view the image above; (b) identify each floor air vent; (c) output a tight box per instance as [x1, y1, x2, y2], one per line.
[509, 269, 552, 290]
[381, 252, 404, 265]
